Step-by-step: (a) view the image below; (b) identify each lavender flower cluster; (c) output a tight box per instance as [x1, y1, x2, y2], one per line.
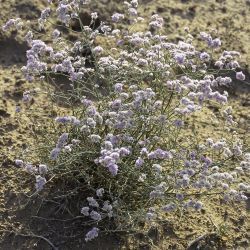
[5, 0, 249, 242]
[15, 160, 48, 191]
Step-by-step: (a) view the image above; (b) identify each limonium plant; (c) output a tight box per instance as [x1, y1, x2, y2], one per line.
[4, 0, 249, 243]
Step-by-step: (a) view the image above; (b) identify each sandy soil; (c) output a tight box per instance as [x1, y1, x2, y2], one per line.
[0, 0, 249, 249]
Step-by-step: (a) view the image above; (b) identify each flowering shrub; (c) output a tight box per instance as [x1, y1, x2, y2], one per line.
[4, 0, 249, 242]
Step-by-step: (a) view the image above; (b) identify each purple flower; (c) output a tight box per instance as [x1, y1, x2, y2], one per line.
[2, 18, 22, 31]
[111, 13, 124, 23]
[15, 159, 24, 167]
[236, 71, 245, 81]
[119, 147, 131, 156]
[50, 147, 61, 160]
[81, 206, 90, 216]
[201, 156, 212, 166]
[149, 14, 164, 29]
[22, 93, 32, 103]
[211, 38, 221, 48]
[140, 147, 148, 155]
[184, 199, 195, 209]
[238, 183, 248, 191]
[93, 46, 104, 55]
[90, 211, 102, 221]
[215, 60, 224, 69]
[96, 188, 104, 197]
[131, 0, 139, 7]
[35, 175, 46, 191]
[110, 99, 122, 110]
[137, 58, 148, 66]
[25, 163, 37, 174]
[176, 193, 184, 200]
[190, 151, 196, 160]
[108, 163, 119, 176]
[200, 52, 210, 61]
[81, 98, 93, 107]
[239, 194, 248, 201]
[148, 149, 172, 160]
[55, 116, 72, 124]
[38, 164, 48, 175]
[86, 106, 97, 116]
[193, 201, 203, 210]
[128, 8, 138, 16]
[117, 39, 124, 46]
[85, 227, 99, 242]
[111, 152, 120, 161]
[56, 133, 69, 148]
[15, 106, 21, 113]
[114, 83, 123, 93]
[174, 53, 186, 64]
[40, 7, 51, 20]
[103, 201, 113, 212]
[2, 19, 15, 31]
[158, 115, 166, 124]
[135, 157, 144, 167]
[87, 197, 99, 207]
[52, 29, 60, 39]
[174, 119, 184, 127]
[200, 32, 212, 46]
[56, 3, 71, 25]
[104, 141, 113, 150]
